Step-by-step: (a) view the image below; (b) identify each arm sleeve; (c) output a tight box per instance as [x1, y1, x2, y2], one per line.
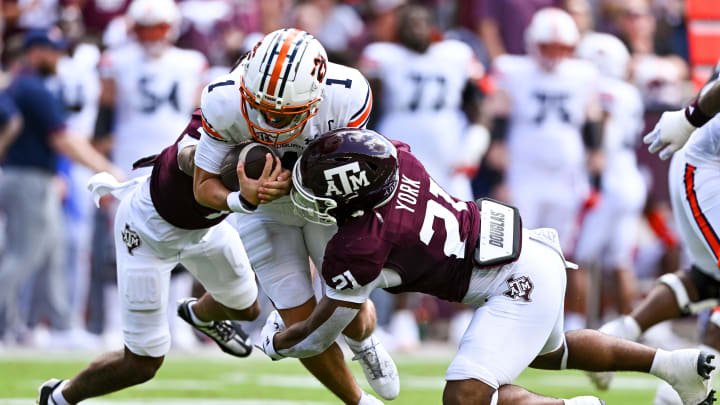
[277, 305, 359, 359]
[194, 130, 235, 174]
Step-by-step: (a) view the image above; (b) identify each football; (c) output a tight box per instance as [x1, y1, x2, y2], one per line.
[219, 142, 279, 191]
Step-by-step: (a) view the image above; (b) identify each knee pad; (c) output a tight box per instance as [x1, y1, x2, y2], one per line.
[658, 269, 720, 315]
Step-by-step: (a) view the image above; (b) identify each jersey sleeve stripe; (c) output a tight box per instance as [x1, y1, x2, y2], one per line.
[350, 86, 371, 121]
[348, 88, 373, 128]
[267, 29, 301, 96]
[201, 114, 225, 142]
[684, 163, 720, 267]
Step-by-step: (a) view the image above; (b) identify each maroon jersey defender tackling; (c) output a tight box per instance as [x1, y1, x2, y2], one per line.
[259, 128, 716, 405]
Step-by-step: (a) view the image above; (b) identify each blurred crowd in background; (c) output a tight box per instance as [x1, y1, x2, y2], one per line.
[0, 0, 706, 354]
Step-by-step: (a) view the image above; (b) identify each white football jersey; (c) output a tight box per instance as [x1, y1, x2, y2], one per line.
[195, 61, 372, 174]
[360, 40, 478, 194]
[685, 61, 720, 168]
[598, 76, 646, 202]
[494, 55, 599, 173]
[99, 43, 208, 175]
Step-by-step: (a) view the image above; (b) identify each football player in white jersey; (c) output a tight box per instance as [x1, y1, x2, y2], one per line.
[586, 63, 720, 402]
[190, 28, 397, 405]
[487, 8, 602, 328]
[574, 33, 646, 316]
[96, 0, 208, 177]
[359, 5, 488, 201]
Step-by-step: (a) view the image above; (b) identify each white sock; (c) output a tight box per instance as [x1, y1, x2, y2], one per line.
[51, 380, 71, 405]
[650, 348, 673, 381]
[344, 335, 374, 352]
[189, 302, 213, 327]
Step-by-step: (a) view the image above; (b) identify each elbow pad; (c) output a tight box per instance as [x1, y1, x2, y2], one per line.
[582, 121, 602, 150]
[94, 105, 115, 140]
[491, 117, 508, 141]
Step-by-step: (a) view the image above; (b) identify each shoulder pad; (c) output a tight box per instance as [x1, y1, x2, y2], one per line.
[325, 64, 372, 128]
[200, 74, 242, 141]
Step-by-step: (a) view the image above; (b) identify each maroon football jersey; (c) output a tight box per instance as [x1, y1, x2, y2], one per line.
[322, 146, 481, 302]
[148, 110, 229, 230]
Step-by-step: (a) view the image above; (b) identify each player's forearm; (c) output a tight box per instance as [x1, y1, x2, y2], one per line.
[52, 132, 117, 174]
[193, 170, 231, 211]
[275, 303, 358, 358]
[698, 80, 720, 118]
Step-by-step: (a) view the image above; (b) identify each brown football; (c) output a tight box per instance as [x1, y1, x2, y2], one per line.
[220, 142, 279, 191]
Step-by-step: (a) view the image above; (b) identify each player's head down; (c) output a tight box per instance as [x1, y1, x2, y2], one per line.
[525, 8, 580, 72]
[240, 28, 327, 146]
[127, 0, 180, 57]
[291, 128, 399, 225]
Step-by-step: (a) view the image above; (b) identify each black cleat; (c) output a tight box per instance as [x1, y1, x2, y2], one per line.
[37, 379, 63, 405]
[177, 298, 252, 357]
[699, 389, 717, 405]
[698, 352, 716, 379]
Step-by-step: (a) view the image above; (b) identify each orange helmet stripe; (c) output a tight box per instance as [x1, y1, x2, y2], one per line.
[267, 29, 301, 97]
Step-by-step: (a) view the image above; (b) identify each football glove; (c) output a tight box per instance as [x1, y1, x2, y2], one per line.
[643, 109, 696, 160]
[259, 310, 286, 361]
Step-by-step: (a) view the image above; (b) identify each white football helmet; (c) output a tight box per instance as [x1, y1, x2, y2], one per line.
[576, 32, 630, 79]
[525, 8, 580, 71]
[127, 0, 180, 55]
[240, 28, 326, 145]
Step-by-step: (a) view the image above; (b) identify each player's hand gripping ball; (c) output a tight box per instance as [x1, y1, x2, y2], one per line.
[220, 142, 279, 191]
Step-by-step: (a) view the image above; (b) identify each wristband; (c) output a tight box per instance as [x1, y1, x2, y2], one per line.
[685, 99, 713, 128]
[226, 191, 257, 213]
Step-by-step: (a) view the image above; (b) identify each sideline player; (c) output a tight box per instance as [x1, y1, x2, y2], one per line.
[485, 8, 603, 328]
[586, 63, 720, 402]
[359, 5, 488, 201]
[190, 28, 397, 404]
[573, 33, 646, 316]
[37, 111, 260, 405]
[260, 127, 716, 405]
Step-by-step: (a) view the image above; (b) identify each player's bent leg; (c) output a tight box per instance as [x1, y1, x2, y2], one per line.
[341, 299, 400, 400]
[178, 221, 260, 357]
[562, 329, 716, 405]
[280, 298, 365, 405]
[443, 379, 497, 405]
[39, 347, 164, 404]
[587, 270, 701, 390]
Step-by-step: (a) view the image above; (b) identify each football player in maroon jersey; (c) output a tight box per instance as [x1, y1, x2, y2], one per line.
[259, 127, 716, 405]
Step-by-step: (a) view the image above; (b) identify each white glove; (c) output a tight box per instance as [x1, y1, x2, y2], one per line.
[643, 109, 697, 160]
[259, 310, 286, 360]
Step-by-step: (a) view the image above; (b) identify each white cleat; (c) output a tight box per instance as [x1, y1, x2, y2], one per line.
[586, 316, 642, 390]
[564, 396, 606, 405]
[348, 335, 399, 400]
[663, 349, 716, 405]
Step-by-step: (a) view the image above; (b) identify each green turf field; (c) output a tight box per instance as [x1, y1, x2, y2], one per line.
[0, 349, 682, 404]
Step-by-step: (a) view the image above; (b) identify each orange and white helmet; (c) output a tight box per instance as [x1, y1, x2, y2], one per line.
[240, 28, 326, 145]
[525, 8, 580, 71]
[127, 0, 180, 55]
[576, 32, 630, 79]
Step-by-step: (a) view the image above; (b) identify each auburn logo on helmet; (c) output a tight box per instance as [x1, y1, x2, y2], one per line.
[312, 55, 327, 83]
